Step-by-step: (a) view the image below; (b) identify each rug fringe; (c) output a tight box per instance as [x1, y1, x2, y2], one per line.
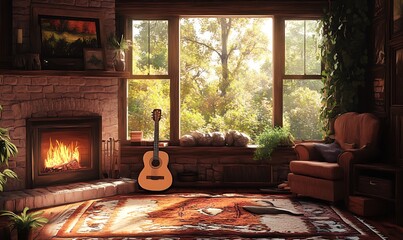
[355, 216, 388, 240]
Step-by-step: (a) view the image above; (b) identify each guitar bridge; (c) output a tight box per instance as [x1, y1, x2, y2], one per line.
[146, 176, 165, 180]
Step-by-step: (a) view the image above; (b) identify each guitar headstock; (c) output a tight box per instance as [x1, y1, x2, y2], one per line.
[152, 109, 162, 122]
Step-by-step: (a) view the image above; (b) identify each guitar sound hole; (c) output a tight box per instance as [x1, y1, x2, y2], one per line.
[151, 158, 160, 167]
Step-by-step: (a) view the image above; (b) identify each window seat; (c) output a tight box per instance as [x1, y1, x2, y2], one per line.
[119, 145, 296, 187]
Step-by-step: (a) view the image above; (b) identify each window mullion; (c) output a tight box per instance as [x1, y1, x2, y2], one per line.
[273, 16, 285, 127]
[168, 17, 180, 145]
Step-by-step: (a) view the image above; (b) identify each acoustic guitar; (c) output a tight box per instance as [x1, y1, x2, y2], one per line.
[138, 109, 173, 191]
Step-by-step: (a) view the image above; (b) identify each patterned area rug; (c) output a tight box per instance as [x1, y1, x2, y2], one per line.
[39, 193, 384, 239]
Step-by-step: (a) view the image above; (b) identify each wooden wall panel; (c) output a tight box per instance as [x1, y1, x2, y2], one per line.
[0, 0, 12, 68]
[391, 108, 403, 166]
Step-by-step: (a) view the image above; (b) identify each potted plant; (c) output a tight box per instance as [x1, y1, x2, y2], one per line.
[107, 34, 132, 71]
[0, 207, 48, 240]
[0, 105, 18, 191]
[253, 126, 294, 161]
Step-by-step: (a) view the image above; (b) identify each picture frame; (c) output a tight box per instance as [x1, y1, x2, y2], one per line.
[394, 0, 403, 34]
[38, 14, 101, 70]
[84, 48, 105, 70]
[393, 48, 403, 105]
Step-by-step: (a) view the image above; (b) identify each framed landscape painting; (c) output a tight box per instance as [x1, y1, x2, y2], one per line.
[39, 15, 101, 70]
[84, 48, 104, 70]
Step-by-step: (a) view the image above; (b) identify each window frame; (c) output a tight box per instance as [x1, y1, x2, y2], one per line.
[120, 17, 180, 144]
[274, 17, 323, 127]
[117, 4, 325, 145]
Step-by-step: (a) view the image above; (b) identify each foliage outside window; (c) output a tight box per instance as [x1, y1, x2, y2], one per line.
[283, 80, 322, 140]
[126, 17, 323, 143]
[127, 79, 170, 140]
[131, 20, 168, 75]
[180, 18, 273, 141]
[127, 20, 170, 140]
[283, 20, 323, 140]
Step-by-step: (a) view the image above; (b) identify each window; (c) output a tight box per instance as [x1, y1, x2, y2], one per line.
[127, 20, 170, 140]
[283, 20, 322, 140]
[180, 18, 273, 140]
[131, 20, 168, 75]
[125, 16, 323, 143]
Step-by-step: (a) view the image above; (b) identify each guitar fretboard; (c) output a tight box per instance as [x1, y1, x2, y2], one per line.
[153, 111, 160, 161]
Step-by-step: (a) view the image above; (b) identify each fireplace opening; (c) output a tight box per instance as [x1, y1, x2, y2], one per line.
[27, 117, 101, 188]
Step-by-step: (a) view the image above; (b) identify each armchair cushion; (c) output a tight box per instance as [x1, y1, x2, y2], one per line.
[313, 142, 342, 163]
[289, 161, 343, 180]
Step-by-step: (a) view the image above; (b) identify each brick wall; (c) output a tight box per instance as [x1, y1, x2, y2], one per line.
[0, 75, 119, 191]
[0, 0, 117, 191]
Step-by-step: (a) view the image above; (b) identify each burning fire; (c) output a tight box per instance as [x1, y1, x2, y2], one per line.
[45, 138, 80, 168]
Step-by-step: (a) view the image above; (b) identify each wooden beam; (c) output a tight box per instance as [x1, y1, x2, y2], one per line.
[116, 0, 326, 17]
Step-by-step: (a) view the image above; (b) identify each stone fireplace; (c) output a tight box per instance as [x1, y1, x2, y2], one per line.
[0, 75, 119, 191]
[0, 0, 120, 192]
[26, 116, 101, 188]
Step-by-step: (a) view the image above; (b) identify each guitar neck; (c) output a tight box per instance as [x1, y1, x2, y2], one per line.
[153, 118, 159, 160]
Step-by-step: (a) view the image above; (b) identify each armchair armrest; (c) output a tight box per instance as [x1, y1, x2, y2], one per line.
[337, 145, 378, 203]
[337, 145, 377, 165]
[294, 142, 323, 161]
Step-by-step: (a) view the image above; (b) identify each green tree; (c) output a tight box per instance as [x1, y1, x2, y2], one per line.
[128, 17, 323, 142]
[283, 81, 323, 140]
[180, 18, 272, 139]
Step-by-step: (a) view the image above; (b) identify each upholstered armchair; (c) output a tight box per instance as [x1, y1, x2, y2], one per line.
[287, 112, 380, 203]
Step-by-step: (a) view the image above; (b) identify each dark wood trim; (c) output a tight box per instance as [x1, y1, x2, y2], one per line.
[128, 75, 170, 79]
[121, 145, 257, 156]
[118, 78, 127, 141]
[283, 75, 322, 79]
[273, 16, 284, 127]
[0, 0, 12, 68]
[169, 18, 180, 145]
[116, 0, 327, 17]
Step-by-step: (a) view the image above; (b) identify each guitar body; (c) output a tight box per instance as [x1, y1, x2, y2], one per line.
[138, 109, 173, 191]
[138, 150, 173, 191]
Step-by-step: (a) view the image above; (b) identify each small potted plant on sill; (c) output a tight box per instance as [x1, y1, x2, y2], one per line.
[253, 126, 294, 161]
[0, 207, 48, 240]
[107, 34, 132, 71]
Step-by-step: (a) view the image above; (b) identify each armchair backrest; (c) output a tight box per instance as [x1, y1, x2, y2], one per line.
[334, 112, 380, 150]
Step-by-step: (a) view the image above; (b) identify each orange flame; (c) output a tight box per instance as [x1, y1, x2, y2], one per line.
[45, 138, 80, 168]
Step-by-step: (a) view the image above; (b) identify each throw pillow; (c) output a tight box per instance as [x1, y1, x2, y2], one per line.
[313, 142, 343, 163]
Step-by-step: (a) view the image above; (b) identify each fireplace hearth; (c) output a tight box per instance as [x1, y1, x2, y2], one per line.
[27, 117, 101, 188]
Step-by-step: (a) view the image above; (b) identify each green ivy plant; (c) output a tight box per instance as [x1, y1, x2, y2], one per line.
[254, 126, 294, 161]
[319, 0, 369, 134]
[0, 105, 18, 191]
